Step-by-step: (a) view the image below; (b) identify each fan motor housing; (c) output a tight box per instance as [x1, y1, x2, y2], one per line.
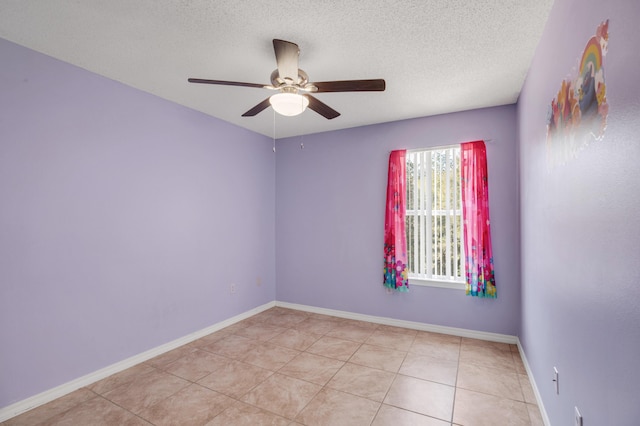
[270, 69, 312, 90]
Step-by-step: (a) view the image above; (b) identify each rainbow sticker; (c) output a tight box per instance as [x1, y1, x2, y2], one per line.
[580, 37, 603, 76]
[546, 20, 609, 168]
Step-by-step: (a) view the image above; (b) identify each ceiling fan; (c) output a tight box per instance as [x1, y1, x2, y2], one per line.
[188, 39, 385, 119]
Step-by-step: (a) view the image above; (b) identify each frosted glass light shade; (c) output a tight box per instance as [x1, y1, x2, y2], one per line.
[269, 93, 309, 116]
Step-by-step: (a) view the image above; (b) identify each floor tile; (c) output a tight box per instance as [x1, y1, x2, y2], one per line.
[338, 318, 379, 330]
[268, 328, 321, 351]
[266, 312, 309, 328]
[513, 351, 528, 374]
[372, 404, 451, 426]
[2, 388, 97, 426]
[44, 395, 150, 425]
[294, 317, 337, 335]
[271, 307, 296, 315]
[384, 375, 455, 421]
[307, 312, 343, 323]
[375, 324, 419, 337]
[278, 352, 344, 385]
[399, 352, 458, 386]
[453, 388, 530, 426]
[295, 388, 380, 426]
[461, 337, 512, 353]
[242, 342, 300, 371]
[190, 330, 233, 348]
[457, 362, 523, 401]
[459, 343, 515, 371]
[349, 343, 407, 373]
[137, 384, 233, 425]
[89, 364, 158, 396]
[326, 362, 395, 402]
[205, 401, 290, 426]
[102, 369, 190, 415]
[233, 318, 260, 328]
[146, 345, 198, 370]
[2, 308, 546, 426]
[326, 324, 375, 342]
[306, 336, 361, 361]
[365, 329, 416, 351]
[163, 349, 231, 381]
[527, 403, 545, 426]
[414, 331, 461, 345]
[244, 310, 277, 324]
[241, 373, 322, 419]
[518, 373, 537, 404]
[197, 359, 272, 398]
[218, 321, 250, 334]
[410, 337, 460, 362]
[201, 334, 259, 359]
[235, 323, 287, 341]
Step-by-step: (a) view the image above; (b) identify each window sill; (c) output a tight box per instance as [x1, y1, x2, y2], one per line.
[409, 278, 466, 290]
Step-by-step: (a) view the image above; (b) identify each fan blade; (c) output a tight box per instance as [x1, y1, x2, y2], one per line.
[242, 98, 272, 117]
[273, 39, 299, 82]
[304, 95, 340, 120]
[188, 78, 268, 89]
[313, 79, 386, 93]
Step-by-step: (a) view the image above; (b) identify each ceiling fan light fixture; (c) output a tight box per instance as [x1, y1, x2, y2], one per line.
[188, 39, 384, 119]
[269, 93, 309, 116]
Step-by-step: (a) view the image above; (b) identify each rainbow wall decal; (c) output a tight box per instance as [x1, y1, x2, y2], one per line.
[580, 37, 603, 76]
[547, 20, 609, 167]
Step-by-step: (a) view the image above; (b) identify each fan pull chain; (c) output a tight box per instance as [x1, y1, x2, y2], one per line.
[272, 109, 276, 153]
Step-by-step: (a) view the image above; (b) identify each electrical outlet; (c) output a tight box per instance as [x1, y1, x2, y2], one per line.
[230, 283, 236, 294]
[553, 367, 559, 394]
[256, 276, 262, 287]
[574, 406, 583, 426]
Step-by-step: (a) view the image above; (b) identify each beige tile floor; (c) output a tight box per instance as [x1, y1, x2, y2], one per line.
[3, 307, 544, 426]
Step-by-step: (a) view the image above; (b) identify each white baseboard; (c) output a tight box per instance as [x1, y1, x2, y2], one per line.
[276, 301, 518, 344]
[516, 338, 551, 426]
[0, 301, 275, 422]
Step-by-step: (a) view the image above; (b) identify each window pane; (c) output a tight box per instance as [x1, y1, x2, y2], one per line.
[406, 146, 464, 281]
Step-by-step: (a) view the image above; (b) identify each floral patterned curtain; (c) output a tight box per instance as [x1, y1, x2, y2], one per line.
[461, 141, 497, 298]
[383, 150, 409, 292]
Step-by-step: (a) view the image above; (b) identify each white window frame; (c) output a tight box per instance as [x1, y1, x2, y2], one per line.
[406, 146, 466, 291]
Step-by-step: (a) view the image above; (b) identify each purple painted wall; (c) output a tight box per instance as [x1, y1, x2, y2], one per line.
[276, 105, 520, 335]
[518, 0, 640, 424]
[0, 38, 276, 408]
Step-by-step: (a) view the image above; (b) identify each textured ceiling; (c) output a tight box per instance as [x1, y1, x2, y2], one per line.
[0, 0, 554, 138]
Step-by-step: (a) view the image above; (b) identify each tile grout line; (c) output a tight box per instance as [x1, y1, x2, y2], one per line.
[450, 338, 463, 425]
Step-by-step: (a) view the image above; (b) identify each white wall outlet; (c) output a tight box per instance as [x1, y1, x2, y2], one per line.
[574, 406, 583, 426]
[230, 283, 236, 294]
[256, 276, 262, 287]
[553, 367, 559, 394]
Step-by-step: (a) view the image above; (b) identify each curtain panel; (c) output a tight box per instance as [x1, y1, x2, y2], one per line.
[461, 141, 497, 298]
[383, 150, 409, 292]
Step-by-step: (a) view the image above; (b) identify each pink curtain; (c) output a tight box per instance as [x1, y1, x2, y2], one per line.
[383, 150, 409, 292]
[461, 141, 497, 298]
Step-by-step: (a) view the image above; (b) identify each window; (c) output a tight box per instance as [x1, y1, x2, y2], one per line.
[406, 146, 465, 288]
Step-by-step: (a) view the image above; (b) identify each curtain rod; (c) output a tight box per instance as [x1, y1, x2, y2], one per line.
[396, 139, 493, 154]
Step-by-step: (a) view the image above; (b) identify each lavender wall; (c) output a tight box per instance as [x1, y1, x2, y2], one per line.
[0, 38, 275, 408]
[276, 105, 520, 335]
[518, 0, 640, 424]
